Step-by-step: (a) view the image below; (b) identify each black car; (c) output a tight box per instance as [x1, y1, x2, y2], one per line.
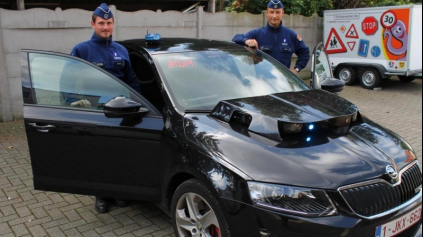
[21, 39, 422, 237]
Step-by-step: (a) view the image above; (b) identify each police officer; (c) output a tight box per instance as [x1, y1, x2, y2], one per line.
[232, 0, 310, 75]
[71, 3, 141, 99]
[70, 3, 139, 213]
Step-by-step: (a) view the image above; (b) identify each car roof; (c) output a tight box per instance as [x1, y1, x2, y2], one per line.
[118, 38, 244, 55]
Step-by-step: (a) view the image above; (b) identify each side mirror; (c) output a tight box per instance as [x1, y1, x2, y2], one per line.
[321, 77, 345, 93]
[104, 96, 149, 119]
[311, 42, 344, 93]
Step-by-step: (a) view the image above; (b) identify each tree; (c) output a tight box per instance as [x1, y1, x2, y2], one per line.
[333, 0, 421, 8]
[225, 0, 333, 16]
[225, 0, 422, 16]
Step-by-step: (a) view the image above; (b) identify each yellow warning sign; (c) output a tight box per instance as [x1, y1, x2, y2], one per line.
[399, 62, 406, 69]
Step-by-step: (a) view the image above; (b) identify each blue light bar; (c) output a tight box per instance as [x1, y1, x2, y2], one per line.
[145, 33, 161, 44]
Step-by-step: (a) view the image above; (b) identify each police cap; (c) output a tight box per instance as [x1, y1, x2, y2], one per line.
[267, 0, 284, 9]
[94, 3, 114, 20]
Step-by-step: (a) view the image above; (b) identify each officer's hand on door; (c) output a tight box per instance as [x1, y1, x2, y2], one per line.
[70, 99, 91, 107]
[290, 68, 299, 75]
[245, 39, 259, 49]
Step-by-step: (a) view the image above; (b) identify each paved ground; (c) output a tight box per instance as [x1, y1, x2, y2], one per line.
[0, 77, 421, 237]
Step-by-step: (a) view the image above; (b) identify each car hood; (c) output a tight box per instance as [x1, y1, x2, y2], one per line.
[209, 90, 359, 141]
[184, 90, 417, 189]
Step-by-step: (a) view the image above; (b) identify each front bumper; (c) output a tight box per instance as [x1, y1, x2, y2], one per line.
[222, 196, 422, 237]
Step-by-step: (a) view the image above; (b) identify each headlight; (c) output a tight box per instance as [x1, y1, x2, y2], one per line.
[281, 123, 303, 133]
[248, 182, 338, 217]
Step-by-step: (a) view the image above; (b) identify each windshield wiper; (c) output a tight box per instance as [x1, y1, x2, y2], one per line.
[185, 110, 211, 113]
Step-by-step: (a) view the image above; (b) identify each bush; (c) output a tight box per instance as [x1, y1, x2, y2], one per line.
[225, 0, 422, 16]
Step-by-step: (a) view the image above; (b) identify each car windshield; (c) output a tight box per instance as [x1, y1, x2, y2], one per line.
[154, 49, 310, 112]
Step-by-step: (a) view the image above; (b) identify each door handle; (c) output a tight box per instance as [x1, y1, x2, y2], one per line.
[28, 123, 56, 133]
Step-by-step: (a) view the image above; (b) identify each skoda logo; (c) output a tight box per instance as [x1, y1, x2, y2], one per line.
[386, 165, 398, 180]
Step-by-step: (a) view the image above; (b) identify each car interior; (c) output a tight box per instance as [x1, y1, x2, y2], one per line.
[129, 52, 166, 115]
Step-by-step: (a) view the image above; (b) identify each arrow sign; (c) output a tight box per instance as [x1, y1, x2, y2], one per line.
[325, 28, 347, 54]
[358, 39, 370, 57]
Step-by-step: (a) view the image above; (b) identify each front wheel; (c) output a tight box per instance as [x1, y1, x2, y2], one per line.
[171, 179, 231, 237]
[360, 68, 382, 89]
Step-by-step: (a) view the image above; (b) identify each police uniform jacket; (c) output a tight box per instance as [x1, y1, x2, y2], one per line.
[71, 33, 141, 93]
[232, 22, 310, 71]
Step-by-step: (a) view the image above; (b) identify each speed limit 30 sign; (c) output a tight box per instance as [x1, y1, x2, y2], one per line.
[381, 10, 398, 29]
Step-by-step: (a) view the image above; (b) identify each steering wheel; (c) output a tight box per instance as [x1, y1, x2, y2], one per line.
[138, 76, 156, 84]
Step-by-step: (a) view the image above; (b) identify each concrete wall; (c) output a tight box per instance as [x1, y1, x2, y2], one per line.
[0, 6, 323, 122]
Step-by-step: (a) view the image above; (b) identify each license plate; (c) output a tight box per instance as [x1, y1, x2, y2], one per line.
[375, 205, 422, 237]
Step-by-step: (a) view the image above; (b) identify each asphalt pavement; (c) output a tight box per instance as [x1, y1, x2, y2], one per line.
[0, 77, 421, 237]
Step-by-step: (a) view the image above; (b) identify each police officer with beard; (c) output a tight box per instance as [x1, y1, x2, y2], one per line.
[67, 3, 141, 107]
[232, 0, 310, 75]
[69, 3, 139, 213]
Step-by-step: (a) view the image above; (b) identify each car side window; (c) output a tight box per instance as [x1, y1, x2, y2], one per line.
[311, 44, 333, 90]
[29, 53, 130, 110]
[129, 52, 165, 112]
[314, 52, 331, 84]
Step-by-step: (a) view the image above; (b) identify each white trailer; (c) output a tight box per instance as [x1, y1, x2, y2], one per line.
[323, 5, 422, 89]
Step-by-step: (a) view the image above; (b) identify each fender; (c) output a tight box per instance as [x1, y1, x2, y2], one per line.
[161, 148, 253, 214]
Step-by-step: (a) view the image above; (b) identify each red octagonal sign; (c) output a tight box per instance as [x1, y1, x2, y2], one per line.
[362, 17, 378, 35]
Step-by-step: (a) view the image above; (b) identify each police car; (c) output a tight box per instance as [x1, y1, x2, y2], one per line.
[21, 38, 422, 237]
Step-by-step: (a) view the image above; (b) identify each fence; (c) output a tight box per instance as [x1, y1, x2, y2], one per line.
[0, 6, 323, 122]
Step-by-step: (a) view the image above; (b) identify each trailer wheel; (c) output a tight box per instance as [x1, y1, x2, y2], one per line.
[360, 68, 382, 89]
[398, 76, 416, 83]
[336, 67, 357, 85]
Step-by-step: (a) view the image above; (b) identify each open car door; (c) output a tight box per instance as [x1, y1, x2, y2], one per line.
[311, 42, 345, 93]
[21, 50, 164, 201]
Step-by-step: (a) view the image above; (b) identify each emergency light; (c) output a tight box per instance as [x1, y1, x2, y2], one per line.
[145, 33, 161, 44]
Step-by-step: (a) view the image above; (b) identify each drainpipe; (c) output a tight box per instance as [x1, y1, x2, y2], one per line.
[208, 0, 216, 13]
[197, 6, 204, 39]
[0, 18, 12, 122]
[16, 0, 25, 10]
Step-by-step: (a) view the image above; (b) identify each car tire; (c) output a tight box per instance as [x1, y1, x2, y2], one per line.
[171, 179, 231, 237]
[360, 68, 382, 89]
[337, 66, 357, 85]
[398, 76, 416, 83]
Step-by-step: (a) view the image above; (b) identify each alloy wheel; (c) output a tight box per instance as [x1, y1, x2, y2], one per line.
[339, 68, 352, 83]
[337, 67, 356, 85]
[175, 192, 221, 237]
[362, 71, 377, 87]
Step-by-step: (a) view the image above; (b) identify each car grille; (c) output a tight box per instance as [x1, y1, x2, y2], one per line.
[339, 162, 422, 218]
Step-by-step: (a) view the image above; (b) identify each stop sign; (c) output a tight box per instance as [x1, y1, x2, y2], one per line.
[362, 17, 378, 35]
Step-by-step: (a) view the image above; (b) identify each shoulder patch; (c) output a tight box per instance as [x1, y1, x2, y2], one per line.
[297, 34, 303, 42]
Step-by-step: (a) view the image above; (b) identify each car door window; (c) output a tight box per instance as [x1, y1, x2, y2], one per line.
[129, 52, 165, 112]
[29, 53, 130, 110]
[312, 43, 333, 89]
[315, 51, 331, 84]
